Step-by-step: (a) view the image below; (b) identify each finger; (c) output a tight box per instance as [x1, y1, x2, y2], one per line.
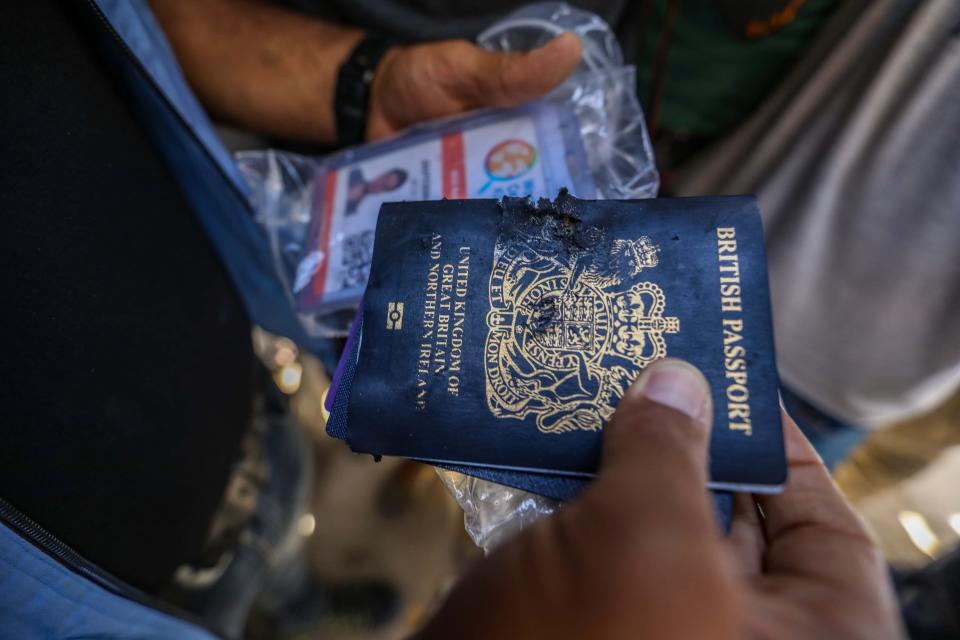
[755, 411, 881, 585]
[567, 358, 718, 544]
[554, 358, 739, 637]
[462, 32, 582, 107]
[726, 493, 765, 576]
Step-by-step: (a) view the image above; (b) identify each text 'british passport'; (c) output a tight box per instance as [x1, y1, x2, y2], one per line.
[345, 193, 786, 491]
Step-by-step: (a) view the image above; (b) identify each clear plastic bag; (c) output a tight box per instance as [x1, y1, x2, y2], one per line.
[476, 0, 651, 203]
[548, 66, 659, 200]
[477, 2, 624, 73]
[435, 469, 561, 552]
[238, 2, 657, 551]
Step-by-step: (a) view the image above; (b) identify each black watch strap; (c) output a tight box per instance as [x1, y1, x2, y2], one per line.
[335, 35, 395, 147]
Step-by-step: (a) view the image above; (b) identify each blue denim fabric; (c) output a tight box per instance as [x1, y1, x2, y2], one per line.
[97, 0, 248, 196]
[0, 523, 217, 640]
[0, 409, 312, 640]
[780, 386, 868, 470]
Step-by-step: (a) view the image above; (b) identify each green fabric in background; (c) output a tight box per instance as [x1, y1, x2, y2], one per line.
[635, 0, 840, 140]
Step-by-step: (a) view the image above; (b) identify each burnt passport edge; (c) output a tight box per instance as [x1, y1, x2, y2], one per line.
[326, 310, 735, 531]
[349, 195, 786, 491]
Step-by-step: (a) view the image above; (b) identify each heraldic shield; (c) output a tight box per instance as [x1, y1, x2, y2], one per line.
[485, 233, 680, 434]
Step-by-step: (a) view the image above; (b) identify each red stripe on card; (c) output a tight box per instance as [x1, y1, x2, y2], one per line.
[312, 170, 338, 300]
[441, 132, 466, 198]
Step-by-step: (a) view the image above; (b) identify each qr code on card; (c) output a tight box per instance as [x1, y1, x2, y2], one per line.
[340, 230, 375, 289]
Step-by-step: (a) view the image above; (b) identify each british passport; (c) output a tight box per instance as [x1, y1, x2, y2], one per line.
[328, 193, 786, 493]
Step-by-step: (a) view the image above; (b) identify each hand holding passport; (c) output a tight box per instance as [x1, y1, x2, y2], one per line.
[326, 193, 900, 637]
[327, 192, 786, 499]
[415, 396, 901, 639]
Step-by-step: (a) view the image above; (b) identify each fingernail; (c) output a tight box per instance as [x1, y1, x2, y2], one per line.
[630, 358, 711, 425]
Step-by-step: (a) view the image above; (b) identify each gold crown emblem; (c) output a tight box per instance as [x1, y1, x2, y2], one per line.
[484, 232, 680, 435]
[609, 284, 679, 362]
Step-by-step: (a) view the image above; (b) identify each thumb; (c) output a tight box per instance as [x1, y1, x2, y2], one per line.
[573, 358, 717, 534]
[462, 32, 582, 108]
[552, 359, 737, 638]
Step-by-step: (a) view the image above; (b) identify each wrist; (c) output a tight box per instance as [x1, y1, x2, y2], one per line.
[334, 34, 398, 147]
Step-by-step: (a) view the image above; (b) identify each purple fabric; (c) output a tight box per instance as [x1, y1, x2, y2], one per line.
[325, 302, 364, 412]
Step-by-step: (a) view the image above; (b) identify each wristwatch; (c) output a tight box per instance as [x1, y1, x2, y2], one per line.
[334, 34, 396, 147]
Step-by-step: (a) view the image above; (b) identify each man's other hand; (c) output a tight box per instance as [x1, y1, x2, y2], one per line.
[367, 33, 581, 140]
[153, 0, 581, 144]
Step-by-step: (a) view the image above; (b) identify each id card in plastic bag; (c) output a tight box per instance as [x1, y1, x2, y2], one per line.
[294, 101, 595, 312]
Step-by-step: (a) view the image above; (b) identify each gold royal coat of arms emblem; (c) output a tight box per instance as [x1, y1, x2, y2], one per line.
[485, 231, 679, 434]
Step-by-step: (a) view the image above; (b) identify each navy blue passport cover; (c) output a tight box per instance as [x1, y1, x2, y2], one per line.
[343, 193, 785, 492]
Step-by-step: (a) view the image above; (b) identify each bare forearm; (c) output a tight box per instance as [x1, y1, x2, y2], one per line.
[151, 1, 582, 143]
[150, 0, 361, 143]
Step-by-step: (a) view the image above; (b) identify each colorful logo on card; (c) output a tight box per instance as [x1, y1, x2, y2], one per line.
[479, 139, 538, 194]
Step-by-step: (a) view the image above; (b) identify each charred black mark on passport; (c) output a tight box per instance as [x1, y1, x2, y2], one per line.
[496, 190, 641, 340]
[497, 189, 609, 267]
